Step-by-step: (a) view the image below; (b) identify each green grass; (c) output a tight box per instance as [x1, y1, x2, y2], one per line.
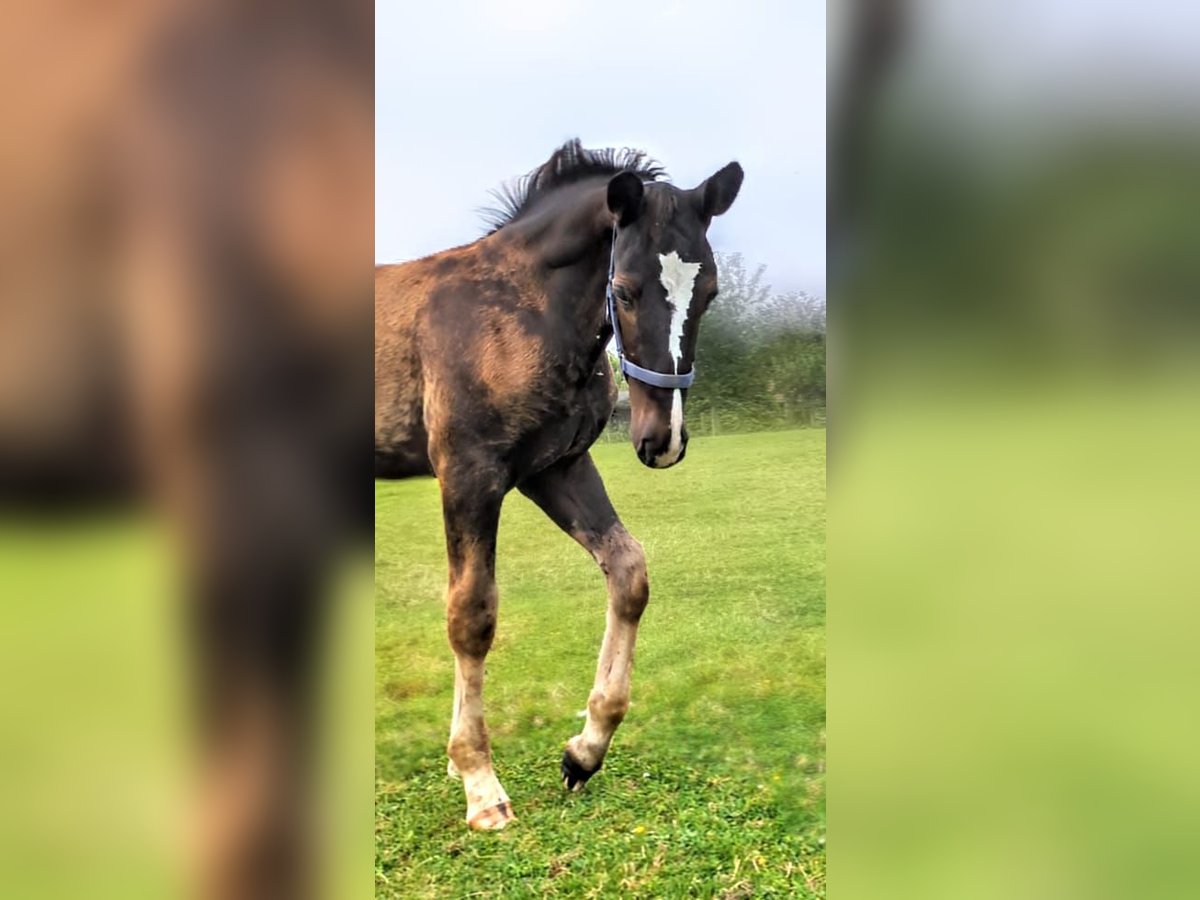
[0, 515, 375, 900]
[376, 429, 826, 898]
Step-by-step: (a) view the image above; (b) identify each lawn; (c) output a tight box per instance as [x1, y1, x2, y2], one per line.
[375, 429, 826, 898]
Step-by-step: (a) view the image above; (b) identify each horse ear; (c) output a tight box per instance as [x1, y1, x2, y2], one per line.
[606, 172, 645, 226]
[696, 161, 744, 219]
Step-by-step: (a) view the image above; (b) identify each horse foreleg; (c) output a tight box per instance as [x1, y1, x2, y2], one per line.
[518, 453, 649, 790]
[438, 477, 514, 829]
[561, 524, 648, 788]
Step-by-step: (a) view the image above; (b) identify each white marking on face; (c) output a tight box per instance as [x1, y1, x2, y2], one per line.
[654, 251, 701, 467]
[657, 251, 702, 371]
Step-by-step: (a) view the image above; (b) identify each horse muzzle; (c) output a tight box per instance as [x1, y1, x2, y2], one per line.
[633, 427, 688, 469]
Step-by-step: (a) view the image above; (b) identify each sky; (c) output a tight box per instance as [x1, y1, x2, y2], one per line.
[376, 0, 827, 298]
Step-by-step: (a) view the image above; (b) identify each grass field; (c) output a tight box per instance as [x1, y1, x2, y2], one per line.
[375, 429, 826, 898]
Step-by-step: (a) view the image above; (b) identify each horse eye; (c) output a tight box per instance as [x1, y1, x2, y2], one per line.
[615, 286, 635, 309]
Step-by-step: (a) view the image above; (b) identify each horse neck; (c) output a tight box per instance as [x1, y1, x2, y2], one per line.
[501, 183, 612, 355]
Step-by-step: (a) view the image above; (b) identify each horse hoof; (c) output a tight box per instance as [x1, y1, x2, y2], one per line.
[561, 749, 601, 792]
[468, 800, 516, 831]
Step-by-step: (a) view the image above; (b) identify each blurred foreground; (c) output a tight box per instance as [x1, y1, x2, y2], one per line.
[833, 2, 1200, 899]
[0, 2, 371, 898]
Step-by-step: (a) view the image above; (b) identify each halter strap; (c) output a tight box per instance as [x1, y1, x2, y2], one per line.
[604, 223, 697, 390]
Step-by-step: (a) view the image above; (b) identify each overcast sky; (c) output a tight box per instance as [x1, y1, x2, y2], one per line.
[376, 0, 826, 298]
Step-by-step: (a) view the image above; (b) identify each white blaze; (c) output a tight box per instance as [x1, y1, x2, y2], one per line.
[654, 251, 701, 467]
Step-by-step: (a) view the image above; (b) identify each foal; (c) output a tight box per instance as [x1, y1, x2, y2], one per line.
[375, 139, 742, 829]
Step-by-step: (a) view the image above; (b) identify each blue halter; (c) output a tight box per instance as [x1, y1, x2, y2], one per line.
[604, 223, 697, 391]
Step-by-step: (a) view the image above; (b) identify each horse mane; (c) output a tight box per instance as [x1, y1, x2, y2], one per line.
[481, 138, 668, 233]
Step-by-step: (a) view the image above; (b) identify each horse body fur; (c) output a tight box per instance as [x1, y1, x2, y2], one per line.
[374, 222, 617, 485]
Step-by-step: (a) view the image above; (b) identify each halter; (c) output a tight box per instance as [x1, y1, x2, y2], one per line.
[604, 222, 697, 391]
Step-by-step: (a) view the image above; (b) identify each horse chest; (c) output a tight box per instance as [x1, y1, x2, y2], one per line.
[509, 366, 613, 470]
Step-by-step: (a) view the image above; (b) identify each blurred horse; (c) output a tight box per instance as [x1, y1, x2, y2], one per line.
[1, 3, 372, 897]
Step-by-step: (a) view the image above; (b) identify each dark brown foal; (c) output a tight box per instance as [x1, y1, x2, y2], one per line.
[376, 140, 742, 829]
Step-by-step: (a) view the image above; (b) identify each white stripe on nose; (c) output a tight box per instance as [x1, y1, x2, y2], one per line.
[654, 251, 701, 467]
[653, 389, 685, 468]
